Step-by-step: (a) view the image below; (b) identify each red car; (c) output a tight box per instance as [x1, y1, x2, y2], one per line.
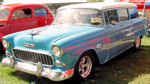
[0, 3, 53, 53]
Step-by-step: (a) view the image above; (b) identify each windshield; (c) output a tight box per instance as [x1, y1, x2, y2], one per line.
[0, 7, 10, 19]
[54, 8, 103, 26]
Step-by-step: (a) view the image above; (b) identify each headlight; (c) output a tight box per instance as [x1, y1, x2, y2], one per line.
[2, 39, 9, 48]
[52, 45, 63, 58]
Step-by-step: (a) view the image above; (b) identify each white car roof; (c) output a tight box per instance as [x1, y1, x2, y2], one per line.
[58, 2, 137, 10]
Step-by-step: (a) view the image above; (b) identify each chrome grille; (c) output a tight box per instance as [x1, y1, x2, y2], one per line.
[13, 49, 53, 65]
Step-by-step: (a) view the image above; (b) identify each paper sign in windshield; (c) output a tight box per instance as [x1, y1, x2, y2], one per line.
[91, 18, 101, 23]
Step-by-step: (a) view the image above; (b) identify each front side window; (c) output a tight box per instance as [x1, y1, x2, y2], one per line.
[34, 8, 48, 16]
[12, 9, 32, 19]
[104, 10, 118, 25]
[128, 8, 138, 19]
[0, 7, 10, 19]
[118, 8, 129, 21]
[54, 8, 103, 26]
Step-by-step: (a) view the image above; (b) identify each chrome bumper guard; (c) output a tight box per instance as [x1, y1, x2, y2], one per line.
[2, 56, 74, 81]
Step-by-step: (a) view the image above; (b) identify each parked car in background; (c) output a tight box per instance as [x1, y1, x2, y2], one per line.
[2, 2, 147, 81]
[0, 3, 53, 53]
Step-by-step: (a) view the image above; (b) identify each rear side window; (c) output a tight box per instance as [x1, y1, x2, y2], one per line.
[13, 9, 32, 19]
[34, 8, 48, 16]
[128, 8, 139, 19]
[118, 8, 129, 21]
[104, 10, 118, 25]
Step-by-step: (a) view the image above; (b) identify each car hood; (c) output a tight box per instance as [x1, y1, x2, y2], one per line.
[14, 24, 103, 51]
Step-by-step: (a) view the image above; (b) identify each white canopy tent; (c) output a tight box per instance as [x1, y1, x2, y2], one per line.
[3, 0, 87, 4]
[3, 0, 117, 4]
[2, 0, 116, 14]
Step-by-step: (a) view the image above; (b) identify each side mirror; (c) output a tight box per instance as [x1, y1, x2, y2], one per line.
[112, 21, 117, 25]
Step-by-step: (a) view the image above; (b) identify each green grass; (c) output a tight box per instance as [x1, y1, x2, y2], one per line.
[0, 36, 150, 84]
[0, 55, 35, 84]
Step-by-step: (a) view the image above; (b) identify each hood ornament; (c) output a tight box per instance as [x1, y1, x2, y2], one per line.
[29, 30, 40, 37]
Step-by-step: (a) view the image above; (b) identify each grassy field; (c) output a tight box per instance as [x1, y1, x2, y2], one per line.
[0, 36, 150, 84]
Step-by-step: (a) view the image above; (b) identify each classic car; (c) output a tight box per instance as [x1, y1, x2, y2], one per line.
[2, 2, 147, 81]
[0, 3, 53, 53]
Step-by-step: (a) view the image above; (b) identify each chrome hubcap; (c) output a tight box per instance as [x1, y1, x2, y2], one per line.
[136, 37, 141, 48]
[79, 56, 92, 78]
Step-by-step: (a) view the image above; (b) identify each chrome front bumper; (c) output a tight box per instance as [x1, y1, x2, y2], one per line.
[2, 56, 74, 81]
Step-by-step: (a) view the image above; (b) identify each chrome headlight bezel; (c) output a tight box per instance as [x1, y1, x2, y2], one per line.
[2, 39, 9, 48]
[52, 45, 63, 58]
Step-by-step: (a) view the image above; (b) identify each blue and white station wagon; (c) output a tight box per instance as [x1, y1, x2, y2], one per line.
[2, 2, 147, 81]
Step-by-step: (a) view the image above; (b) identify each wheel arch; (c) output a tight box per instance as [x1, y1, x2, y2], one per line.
[87, 49, 100, 66]
[140, 35, 143, 38]
[73, 49, 99, 80]
[77, 49, 100, 66]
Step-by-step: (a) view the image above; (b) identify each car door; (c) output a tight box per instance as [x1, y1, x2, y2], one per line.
[33, 8, 51, 27]
[8, 8, 37, 34]
[102, 9, 126, 61]
[125, 8, 141, 46]
[116, 8, 133, 50]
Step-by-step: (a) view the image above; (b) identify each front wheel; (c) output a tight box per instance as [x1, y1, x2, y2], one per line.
[74, 51, 95, 80]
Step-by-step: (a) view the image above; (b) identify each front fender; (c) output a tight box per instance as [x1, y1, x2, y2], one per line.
[53, 45, 97, 71]
[52, 28, 105, 71]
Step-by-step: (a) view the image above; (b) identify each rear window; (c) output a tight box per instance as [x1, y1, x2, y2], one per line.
[128, 8, 139, 19]
[34, 8, 48, 16]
